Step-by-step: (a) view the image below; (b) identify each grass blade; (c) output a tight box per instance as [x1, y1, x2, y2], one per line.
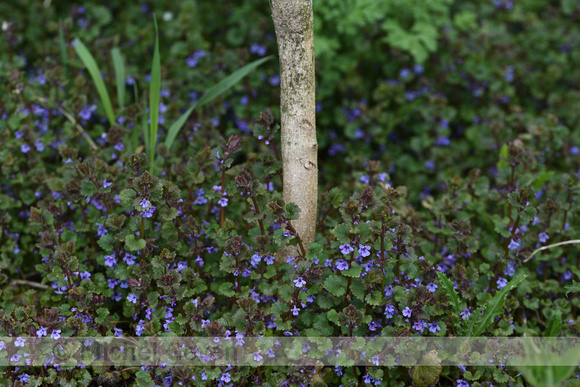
[196, 55, 273, 108]
[72, 38, 116, 126]
[149, 14, 161, 172]
[142, 91, 149, 157]
[111, 47, 126, 111]
[58, 21, 69, 70]
[164, 55, 273, 151]
[468, 274, 527, 336]
[543, 309, 561, 337]
[131, 83, 140, 153]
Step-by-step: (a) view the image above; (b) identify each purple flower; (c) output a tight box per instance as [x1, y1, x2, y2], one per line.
[291, 305, 300, 316]
[425, 160, 436, 170]
[269, 75, 280, 86]
[264, 255, 275, 265]
[127, 294, 138, 304]
[114, 327, 123, 337]
[235, 331, 245, 346]
[79, 271, 91, 280]
[414, 64, 424, 74]
[35, 139, 44, 151]
[293, 277, 306, 288]
[18, 374, 30, 383]
[104, 254, 117, 268]
[103, 179, 112, 189]
[402, 307, 412, 318]
[368, 321, 382, 331]
[51, 330, 61, 339]
[140, 199, 151, 208]
[413, 320, 428, 333]
[37, 326, 48, 337]
[21, 144, 31, 153]
[340, 244, 354, 254]
[218, 197, 228, 207]
[79, 104, 96, 120]
[142, 206, 156, 218]
[384, 285, 394, 298]
[538, 232, 549, 243]
[435, 137, 450, 146]
[335, 259, 349, 271]
[426, 282, 438, 292]
[360, 175, 370, 184]
[250, 43, 267, 56]
[10, 354, 22, 362]
[428, 322, 441, 333]
[496, 277, 508, 290]
[96, 222, 108, 237]
[461, 308, 471, 320]
[123, 253, 137, 266]
[383, 304, 397, 319]
[221, 373, 231, 383]
[250, 253, 261, 267]
[399, 68, 411, 78]
[15, 337, 26, 347]
[457, 380, 470, 387]
[186, 56, 198, 68]
[508, 239, 521, 250]
[253, 350, 263, 362]
[358, 244, 371, 257]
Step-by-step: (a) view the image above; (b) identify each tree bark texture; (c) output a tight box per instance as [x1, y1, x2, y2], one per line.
[270, 0, 318, 250]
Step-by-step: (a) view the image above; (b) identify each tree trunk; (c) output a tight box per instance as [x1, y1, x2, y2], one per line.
[270, 0, 318, 251]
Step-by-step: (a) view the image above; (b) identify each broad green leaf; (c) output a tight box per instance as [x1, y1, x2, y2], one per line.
[164, 56, 273, 151]
[437, 272, 460, 313]
[565, 280, 580, 298]
[218, 282, 235, 297]
[498, 143, 509, 169]
[97, 234, 115, 252]
[323, 274, 348, 297]
[118, 189, 136, 206]
[327, 309, 339, 325]
[95, 308, 110, 324]
[332, 223, 350, 244]
[125, 234, 146, 251]
[411, 351, 442, 387]
[149, 14, 161, 172]
[111, 47, 126, 111]
[271, 302, 289, 316]
[342, 263, 362, 278]
[468, 274, 527, 336]
[72, 38, 115, 126]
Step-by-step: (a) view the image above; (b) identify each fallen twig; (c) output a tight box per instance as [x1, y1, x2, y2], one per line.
[523, 239, 580, 263]
[33, 96, 99, 150]
[8, 279, 51, 290]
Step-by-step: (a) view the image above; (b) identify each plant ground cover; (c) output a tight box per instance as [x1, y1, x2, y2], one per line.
[1, 0, 580, 386]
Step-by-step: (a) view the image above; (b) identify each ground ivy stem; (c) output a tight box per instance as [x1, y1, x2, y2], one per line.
[286, 220, 306, 257]
[220, 168, 226, 228]
[271, 140, 283, 187]
[140, 217, 145, 239]
[562, 189, 571, 231]
[251, 197, 265, 235]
